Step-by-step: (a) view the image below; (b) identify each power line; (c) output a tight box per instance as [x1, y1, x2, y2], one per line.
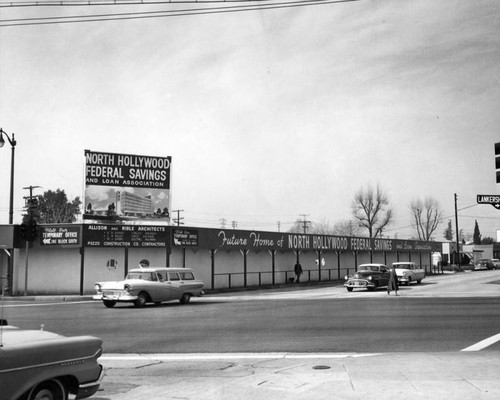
[0, 0, 362, 27]
[1, 0, 275, 7]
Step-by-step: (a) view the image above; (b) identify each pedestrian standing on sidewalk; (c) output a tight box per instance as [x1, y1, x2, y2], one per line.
[387, 267, 399, 295]
[294, 262, 303, 283]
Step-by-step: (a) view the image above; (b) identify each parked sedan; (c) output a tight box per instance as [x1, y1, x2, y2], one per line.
[94, 267, 205, 308]
[474, 259, 495, 270]
[344, 263, 390, 292]
[392, 262, 425, 285]
[0, 321, 102, 400]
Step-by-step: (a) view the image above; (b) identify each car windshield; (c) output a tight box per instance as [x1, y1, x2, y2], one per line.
[126, 272, 158, 281]
[358, 265, 379, 272]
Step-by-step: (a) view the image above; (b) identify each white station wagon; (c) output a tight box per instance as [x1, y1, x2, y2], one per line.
[392, 262, 425, 285]
[94, 267, 205, 308]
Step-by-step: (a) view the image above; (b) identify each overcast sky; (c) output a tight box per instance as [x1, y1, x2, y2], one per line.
[1, 0, 499, 240]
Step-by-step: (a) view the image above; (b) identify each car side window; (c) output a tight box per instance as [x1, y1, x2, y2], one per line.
[156, 273, 164, 282]
[169, 273, 180, 281]
[180, 272, 195, 280]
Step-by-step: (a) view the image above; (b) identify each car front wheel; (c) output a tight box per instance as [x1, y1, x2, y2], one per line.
[29, 379, 67, 400]
[134, 292, 148, 308]
[346, 287, 353, 292]
[180, 293, 191, 304]
[103, 300, 116, 308]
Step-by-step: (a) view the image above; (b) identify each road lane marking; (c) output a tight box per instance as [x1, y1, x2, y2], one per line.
[2, 301, 95, 307]
[461, 333, 500, 351]
[100, 352, 382, 361]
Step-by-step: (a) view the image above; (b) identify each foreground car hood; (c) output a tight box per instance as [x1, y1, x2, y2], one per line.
[0, 328, 102, 371]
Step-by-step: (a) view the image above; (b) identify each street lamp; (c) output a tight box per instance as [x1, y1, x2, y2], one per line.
[0, 128, 16, 296]
[0, 128, 16, 224]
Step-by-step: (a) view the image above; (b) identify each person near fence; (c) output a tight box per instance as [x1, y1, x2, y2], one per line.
[294, 262, 303, 283]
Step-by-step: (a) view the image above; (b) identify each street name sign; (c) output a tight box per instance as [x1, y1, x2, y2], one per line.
[477, 194, 500, 210]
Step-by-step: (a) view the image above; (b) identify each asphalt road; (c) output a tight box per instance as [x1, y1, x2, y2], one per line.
[3, 270, 500, 354]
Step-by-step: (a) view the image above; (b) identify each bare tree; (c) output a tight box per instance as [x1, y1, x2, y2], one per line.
[352, 184, 393, 238]
[311, 219, 334, 235]
[332, 219, 363, 236]
[410, 197, 442, 241]
[287, 219, 305, 234]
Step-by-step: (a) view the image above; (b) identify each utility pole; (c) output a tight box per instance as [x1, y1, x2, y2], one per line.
[277, 221, 281, 232]
[172, 209, 184, 227]
[219, 218, 227, 229]
[299, 214, 311, 234]
[21, 185, 41, 296]
[231, 220, 238, 230]
[454, 193, 460, 267]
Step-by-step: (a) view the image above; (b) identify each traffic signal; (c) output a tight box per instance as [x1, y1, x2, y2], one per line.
[28, 219, 38, 242]
[26, 197, 39, 217]
[19, 222, 28, 241]
[496, 142, 500, 183]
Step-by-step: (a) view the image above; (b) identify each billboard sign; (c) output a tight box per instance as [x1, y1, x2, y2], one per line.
[172, 228, 199, 246]
[84, 150, 171, 223]
[194, 228, 442, 253]
[40, 225, 81, 247]
[0, 225, 15, 249]
[83, 224, 168, 247]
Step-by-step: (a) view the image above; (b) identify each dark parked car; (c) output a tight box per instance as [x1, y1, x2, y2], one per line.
[344, 263, 390, 292]
[0, 321, 103, 400]
[474, 259, 496, 270]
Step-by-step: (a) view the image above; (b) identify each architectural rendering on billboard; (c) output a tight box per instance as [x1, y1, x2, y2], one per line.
[83, 150, 172, 224]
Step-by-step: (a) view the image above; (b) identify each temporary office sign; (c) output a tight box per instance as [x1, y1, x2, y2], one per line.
[172, 228, 199, 247]
[40, 225, 81, 247]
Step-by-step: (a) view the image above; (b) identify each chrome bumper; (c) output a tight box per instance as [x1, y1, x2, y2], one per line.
[344, 280, 374, 288]
[75, 365, 103, 399]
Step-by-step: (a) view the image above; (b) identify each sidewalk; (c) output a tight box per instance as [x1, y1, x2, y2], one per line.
[96, 352, 500, 400]
[0, 279, 347, 302]
[0, 273, 454, 302]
